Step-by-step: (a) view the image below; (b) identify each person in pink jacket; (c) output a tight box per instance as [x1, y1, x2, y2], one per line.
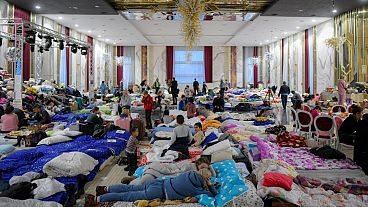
[337, 75, 348, 105]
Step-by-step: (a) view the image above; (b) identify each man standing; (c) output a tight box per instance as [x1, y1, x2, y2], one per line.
[278, 81, 290, 110]
[220, 79, 225, 97]
[171, 77, 178, 105]
[193, 78, 199, 96]
[142, 91, 154, 129]
[100, 81, 107, 96]
[154, 78, 161, 94]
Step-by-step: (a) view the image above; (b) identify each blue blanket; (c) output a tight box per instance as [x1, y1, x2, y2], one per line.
[51, 113, 90, 128]
[0, 130, 130, 203]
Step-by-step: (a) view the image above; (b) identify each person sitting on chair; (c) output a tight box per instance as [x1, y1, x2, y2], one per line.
[339, 104, 363, 145]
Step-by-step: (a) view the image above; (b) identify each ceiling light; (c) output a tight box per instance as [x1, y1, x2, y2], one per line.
[312, 19, 316, 22]
[97, 35, 101, 38]
[88, 30, 92, 33]
[35, 5, 41, 9]
[105, 39, 110, 42]
[113, 42, 116, 45]
[298, 9, 303, 12]
[72, 6, 78, 10]
[266, 40, 270, 42]
[260, 43, 263, 45]
[75, 24, 79, 27]
[94, 5, 100, 8]
[296, 26, 300, 29]
[284, 32, 288, 34]
[58, 16, 63, 20]
[274, 36, 278, 39]
[332, 9, 337, 13]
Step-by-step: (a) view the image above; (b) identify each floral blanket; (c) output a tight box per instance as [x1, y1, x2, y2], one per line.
[253, 137, 359, 170]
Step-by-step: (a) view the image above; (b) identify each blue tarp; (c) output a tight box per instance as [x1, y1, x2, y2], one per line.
[0, 131, 130, 203]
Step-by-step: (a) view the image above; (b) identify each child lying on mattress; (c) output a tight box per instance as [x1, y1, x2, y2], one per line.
[84, 169, 218, 205]
[121, 157, 216, 185]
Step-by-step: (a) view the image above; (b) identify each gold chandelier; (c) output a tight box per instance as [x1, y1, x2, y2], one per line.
[177, 0, 205, 49]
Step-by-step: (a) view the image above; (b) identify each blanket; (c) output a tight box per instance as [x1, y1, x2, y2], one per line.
[0, 131, 129, 203]
[253, 137, 359, 170]
[294, 175, 368, 195]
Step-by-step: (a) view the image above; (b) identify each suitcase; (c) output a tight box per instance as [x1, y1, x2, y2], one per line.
[130, 118, 145, 140]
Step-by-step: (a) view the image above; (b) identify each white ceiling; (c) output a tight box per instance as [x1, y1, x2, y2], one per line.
[44, 14, 331, 46]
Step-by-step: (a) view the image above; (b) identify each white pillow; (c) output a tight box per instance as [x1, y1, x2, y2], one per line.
[32, 178, 65, 199]
[37, 135, 72, 145]
[63, 130, 83, 137]
[43, 152, 98, 177]
[53, 129, 82, 137]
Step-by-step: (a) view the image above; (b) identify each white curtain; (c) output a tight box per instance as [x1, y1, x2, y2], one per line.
[123, 46, 135, 86]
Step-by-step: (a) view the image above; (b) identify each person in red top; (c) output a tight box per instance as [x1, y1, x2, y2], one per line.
[142, 91, 154, 129]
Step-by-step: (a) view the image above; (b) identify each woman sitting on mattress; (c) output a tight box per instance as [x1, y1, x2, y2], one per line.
[84, 169, 218, 205]
[121, 157, 216, 185]
[161, 115, 193, 159]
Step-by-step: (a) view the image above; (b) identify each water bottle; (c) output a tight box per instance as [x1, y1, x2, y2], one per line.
[20, 138, 26, 147]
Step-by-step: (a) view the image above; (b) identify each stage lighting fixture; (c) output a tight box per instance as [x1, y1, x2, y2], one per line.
[80, 47, 87, 55]
[25, 30, 36, 44]
[38, 46, 44, 53]
[59, 40, 64, 50]
[44, 36, 53, 50]
[71, 44, 78, 54]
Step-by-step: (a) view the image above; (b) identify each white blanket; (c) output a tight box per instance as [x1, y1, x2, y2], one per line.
[0, 198, 62, 207]
[203, 140, 231, 155]
[43, 152, 98, 177]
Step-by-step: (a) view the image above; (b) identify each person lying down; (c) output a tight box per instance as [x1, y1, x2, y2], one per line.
[84, 168, 218, 205]
[122, 157, 216, 186]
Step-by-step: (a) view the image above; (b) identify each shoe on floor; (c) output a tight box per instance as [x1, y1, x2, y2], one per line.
[84, 194, 97, 207]
[96, 186, 107, 197]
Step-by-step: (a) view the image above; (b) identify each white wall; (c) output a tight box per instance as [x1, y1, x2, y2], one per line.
[147, 46, 166, 86]
[0, 0, 8, 71]
[316, 20, 335, 93]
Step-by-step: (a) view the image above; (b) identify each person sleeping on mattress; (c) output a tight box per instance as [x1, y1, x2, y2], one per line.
[121, 157, 216, 185]
[84, 169, 218, 205]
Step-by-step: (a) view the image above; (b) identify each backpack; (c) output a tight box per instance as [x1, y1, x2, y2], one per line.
[0, 182, 37, 200]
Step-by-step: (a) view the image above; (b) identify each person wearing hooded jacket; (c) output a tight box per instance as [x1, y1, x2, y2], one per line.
[84, 170, 217, 204]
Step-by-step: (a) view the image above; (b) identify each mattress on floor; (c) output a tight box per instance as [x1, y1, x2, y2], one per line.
[0, 130, 130, 204]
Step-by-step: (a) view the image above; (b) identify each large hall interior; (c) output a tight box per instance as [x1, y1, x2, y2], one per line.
[0, 0, 367, 206]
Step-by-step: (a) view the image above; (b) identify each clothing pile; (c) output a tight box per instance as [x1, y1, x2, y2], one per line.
[276, 132, 306, 148]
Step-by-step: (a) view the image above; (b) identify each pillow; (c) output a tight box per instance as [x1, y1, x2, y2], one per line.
[32, 178, 65, 199]
[63, 130, 83, 137]
[200, 132, 218, 148]
[53, 129, 83, 137]
[0, 144, 15, 155]
[37, 135, 72, 145]
[263, 172, 293, 191]
[211, 148, 233, 163]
